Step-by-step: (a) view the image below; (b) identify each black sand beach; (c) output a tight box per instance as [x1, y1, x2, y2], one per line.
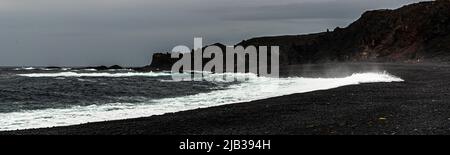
[2, 63, 450, 135]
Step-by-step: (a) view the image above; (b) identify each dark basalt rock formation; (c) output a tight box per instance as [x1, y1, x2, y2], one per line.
[90, 66, 109, 70]
[147, 0, 450, 70]
[108, 65, 123, 70]
[136, 43, 228, 72]
[148, 53, 179, 71]
[134, 53, 179, 72]
[82, 65, 124, 71]
[44, 66, 62, 69]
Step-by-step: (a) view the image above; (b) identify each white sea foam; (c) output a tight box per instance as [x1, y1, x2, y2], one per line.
[40, 68, 54, 71]
[14, 67, 36, 71]
[39, 67, 72, 71]
[107, 69, 133, 72]
[0, 72, 403, 131]
[83, 69, 97, 71]
[18, 72, 172, 77]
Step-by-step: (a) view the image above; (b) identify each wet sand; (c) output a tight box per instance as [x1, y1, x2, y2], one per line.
[2, 63, 450, 135]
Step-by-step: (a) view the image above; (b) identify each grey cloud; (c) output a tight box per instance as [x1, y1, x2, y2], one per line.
[0, 0, 424, 66]
[204, 0, 424, 21]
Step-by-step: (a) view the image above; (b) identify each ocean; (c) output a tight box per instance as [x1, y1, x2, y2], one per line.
[0, 67, 403, 131]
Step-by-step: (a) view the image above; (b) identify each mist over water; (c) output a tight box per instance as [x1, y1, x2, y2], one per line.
[0, 67, 403, 131]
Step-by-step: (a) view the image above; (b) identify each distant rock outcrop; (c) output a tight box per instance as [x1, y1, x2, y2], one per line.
[108, 65, 123, 70]
[83, 65, 124, 71]
[148, 0, 450, 70]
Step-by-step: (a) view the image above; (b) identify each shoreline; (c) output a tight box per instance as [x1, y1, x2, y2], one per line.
[2, 63, 450, 135]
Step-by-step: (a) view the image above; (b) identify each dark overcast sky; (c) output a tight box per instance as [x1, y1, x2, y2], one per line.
[0, 0, 424, 66]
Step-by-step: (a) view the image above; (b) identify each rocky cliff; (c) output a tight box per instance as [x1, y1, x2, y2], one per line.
[146, 0, 450, 70]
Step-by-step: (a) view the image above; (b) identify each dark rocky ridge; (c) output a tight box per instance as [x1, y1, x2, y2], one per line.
[146, 0, 450, 70]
